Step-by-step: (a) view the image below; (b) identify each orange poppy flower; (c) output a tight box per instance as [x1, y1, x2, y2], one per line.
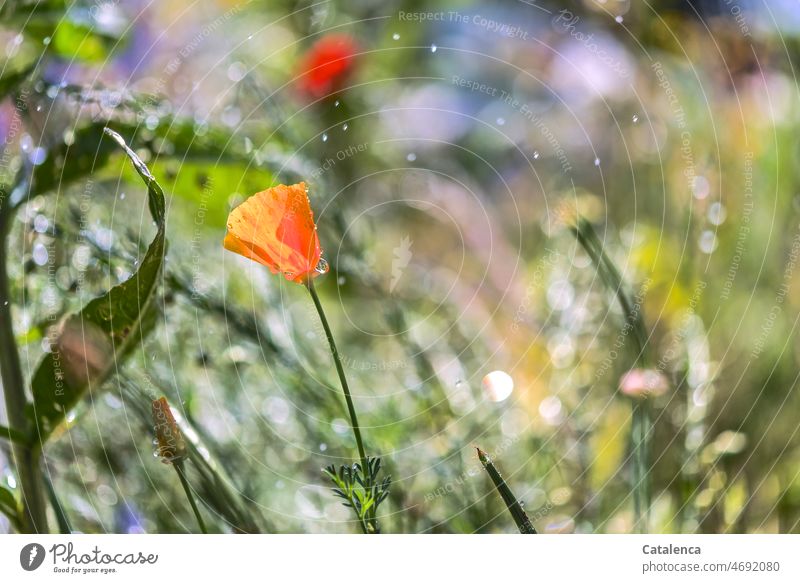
[296, 34, 359, 99]
[224, 182, 327, 284]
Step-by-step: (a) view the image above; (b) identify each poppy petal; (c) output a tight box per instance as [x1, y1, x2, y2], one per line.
[224, 182, 324, 284]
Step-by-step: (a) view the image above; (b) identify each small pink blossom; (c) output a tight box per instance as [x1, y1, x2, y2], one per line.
[619, 368, 669, 399]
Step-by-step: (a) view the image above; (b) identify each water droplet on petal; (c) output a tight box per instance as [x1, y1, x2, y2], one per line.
[406, 152, 416, 162]
[533, 151, 540, 159]
[594, 157, 601, 167]
[321, 133, 328, 142]
[392, 33, 400, 40]
[632, 114, 639, 123]
[315, 257, 330, 274]
[615, 15, 624, 23]
[430, 44, 437, 53]
[342, 123, 348, 131]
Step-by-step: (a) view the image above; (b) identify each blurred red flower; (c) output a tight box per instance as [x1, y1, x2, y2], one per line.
[296, 35, 359, 99]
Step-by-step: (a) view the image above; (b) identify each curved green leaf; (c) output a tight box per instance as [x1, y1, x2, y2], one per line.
[27, 128, 167, 444]
[0, 484, 21, 530]
[29, 122, 122, 199]
[0, 424, 28, 444]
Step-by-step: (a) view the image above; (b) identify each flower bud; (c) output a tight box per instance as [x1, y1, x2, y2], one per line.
[152, 397, 187, 464]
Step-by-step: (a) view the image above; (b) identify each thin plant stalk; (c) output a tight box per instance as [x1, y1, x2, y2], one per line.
[306, 279, 369, 472]
[0, 424, 25, 443]
[44, 473, 72, 534]
[0, 206, 48, 533]
[307, 277, 380, 531]
[174, 461, 208, 534]
[631, 402, 650, 532]
[477, 447, 536, 534]
[570, 217, 652, 533]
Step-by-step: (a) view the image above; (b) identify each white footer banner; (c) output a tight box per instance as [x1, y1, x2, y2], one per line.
[1, 535, 798, 582]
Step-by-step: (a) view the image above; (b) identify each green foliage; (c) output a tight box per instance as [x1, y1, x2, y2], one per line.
[477, 448, 536, 534]
[0, 484, 21, 530]
[27, 129, 167, 444]
[570, 216, 655, 532]
[2, 0, 122, 64]
[570, 217, 650, 363]
[51, 21, 116, 63]
[0, 62, 35, 100]
[30, 123, 121, 197]
[324, 457, 391, 534]
[0, 424, 27, 444]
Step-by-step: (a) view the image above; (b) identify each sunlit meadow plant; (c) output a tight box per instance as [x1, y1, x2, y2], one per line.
[223, 182, 390, 533]
[562, 207, 668, 533]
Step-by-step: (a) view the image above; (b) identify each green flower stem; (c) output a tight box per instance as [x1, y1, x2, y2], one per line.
[477, 447, 536, 534]
[0, 212, 48, 533]
[174, 461, 208, 534]
[306, 279, 369, 473]
[307, 278, 380, 532]
[631, 401, 651, 533]
[570, 217, 652, 533]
